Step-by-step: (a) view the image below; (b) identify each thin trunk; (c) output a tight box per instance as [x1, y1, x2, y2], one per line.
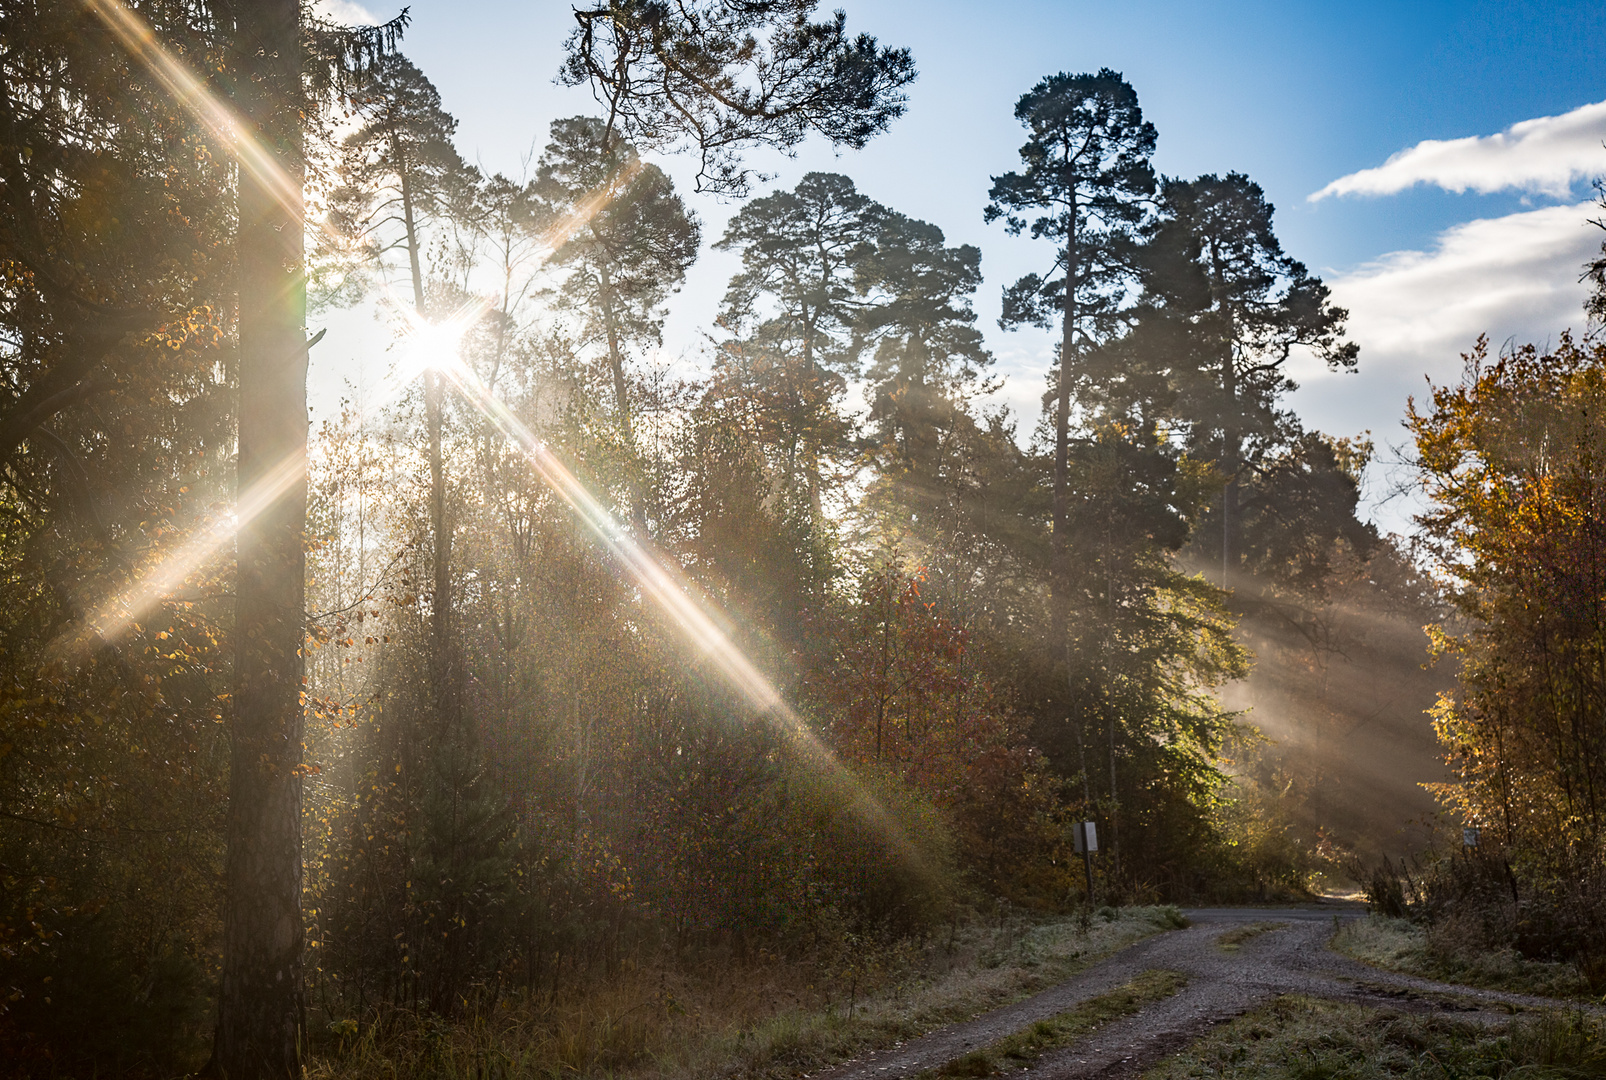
[1104, 508, 1118, 883]
[400, 163, 447, 662]
[1222, 471, 1237, 590]
[1107, 704, 1119, 883]
[1220, 385, 1237, 592]
[427, 370, 446, 660]
[1069, 645, 1092, 804]
[1051, 194, 1077, 642]
[1058, 199, 1083, 855]
[597, 263, 646, 530]
[801, 306, 824, 525]
[397, 148, 451, 705]
[215, 0, 306, 1075]
[598, 266, 632, 442]
[1209, 245, 1239, 591]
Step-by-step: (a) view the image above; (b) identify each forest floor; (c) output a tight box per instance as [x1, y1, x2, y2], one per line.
[309, 907, 1606, 1079]
[308, 907, 1190, 1080]
[811, 906, 1603, 1080]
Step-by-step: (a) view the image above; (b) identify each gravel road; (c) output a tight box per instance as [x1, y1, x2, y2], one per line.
[813, 907, 1592, 1080]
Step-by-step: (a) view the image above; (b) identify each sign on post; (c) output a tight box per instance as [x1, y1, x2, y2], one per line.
[1462, 827, 1480, 848]
[1073, 820, 1098, 904]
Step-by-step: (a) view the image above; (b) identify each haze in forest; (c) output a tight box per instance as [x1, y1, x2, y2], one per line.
[310, 0, 1606, 538]
[5, 3, 1606, 1077]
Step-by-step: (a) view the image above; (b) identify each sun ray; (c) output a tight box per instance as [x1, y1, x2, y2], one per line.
[434, 353, 929, 870]
[84, 0, 305, 226]
[532, 157, 645, 258]
[58, 296, 485, 657]
[51, 449, 309, 659]
[79, 0, 924, 867]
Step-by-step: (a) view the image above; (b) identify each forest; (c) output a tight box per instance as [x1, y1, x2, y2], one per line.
[2, 2, 1605, 1078]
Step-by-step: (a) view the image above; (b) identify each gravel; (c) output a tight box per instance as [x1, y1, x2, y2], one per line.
[810, 906, 1596, 1080]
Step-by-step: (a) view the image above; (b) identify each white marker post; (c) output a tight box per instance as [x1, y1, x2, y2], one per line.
[1073, 821, 1098, 904]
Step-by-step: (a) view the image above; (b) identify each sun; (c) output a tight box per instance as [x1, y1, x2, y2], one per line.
[399, 318, 468, 380]
[391, 295, 491, 383]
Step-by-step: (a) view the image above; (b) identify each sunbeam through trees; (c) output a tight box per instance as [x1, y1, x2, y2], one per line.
[1, 2, 1603, 1077]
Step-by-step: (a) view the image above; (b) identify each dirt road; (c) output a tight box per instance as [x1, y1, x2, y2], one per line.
[815, 907, 1587, 1080]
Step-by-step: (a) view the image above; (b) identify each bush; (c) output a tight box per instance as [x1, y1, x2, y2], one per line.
[1350, 842, 1606, 994]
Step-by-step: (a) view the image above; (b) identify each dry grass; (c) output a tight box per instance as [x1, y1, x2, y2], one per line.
[1335, 916, 1590, 1000]
[1143, 994, 1606, 1080]
[924, 968, 1188, 1078]
[1214, 921, 1288, 951]
[306, 906, 1189, 1080]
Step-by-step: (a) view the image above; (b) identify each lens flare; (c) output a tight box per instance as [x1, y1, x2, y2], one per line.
[52, 450, 309, 658]
[84, 0, 305, 229]
[434, 358, 928, 870]
[386, 292, 492, 383]
[79, 0, 926, 868]
[533, 157, 644, 257]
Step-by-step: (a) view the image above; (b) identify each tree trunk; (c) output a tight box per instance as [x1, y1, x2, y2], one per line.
[1221, 470, 1237, 590]
[598, 266, 632, 442]
[396, 150, 451, 672]
[1220, 341, 1237, 590]
[427, 369, 448, 661]
[801, 306, 825, 526]
[1051, 198, 1077, 642]
[597, 263, 646, 530]
[1210, 245, 1239, 592]
[215, 0, 307, 1075]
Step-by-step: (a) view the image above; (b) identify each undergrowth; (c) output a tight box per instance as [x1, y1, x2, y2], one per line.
[1336, 916, 1590, 1000]
[1144, 995, 1606, 1080]
[306, 906, 1188, 1080]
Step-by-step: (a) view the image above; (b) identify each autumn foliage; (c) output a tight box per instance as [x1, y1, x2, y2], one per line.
[808, 559, 1058, 898]
[1411, 334, 1606, 958]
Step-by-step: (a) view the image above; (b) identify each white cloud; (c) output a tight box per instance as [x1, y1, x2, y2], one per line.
[311, 0, 379, 25]
[1310, 100, 1606, 201]
[1320, 201, 1599, 355]
[1288, 201, 1600, 534]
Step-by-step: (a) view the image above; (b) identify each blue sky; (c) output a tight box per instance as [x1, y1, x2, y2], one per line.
[313, 0, 1606, 533]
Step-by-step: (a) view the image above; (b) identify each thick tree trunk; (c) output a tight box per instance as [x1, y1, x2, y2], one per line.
[215, 0, 307, 1075]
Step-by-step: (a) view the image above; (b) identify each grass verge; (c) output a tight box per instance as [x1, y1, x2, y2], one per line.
[924, 968, 1187, 1078]
[308, 906, 1189, 1080]
[1334, 916, 1590, 1000]
[1143, 994, 1606, 1080]
[1214, 922, 1287, 951]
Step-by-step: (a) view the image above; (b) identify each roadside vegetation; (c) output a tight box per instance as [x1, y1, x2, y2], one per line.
[306, 907, 1187, 1080]
[1145, 995, 1606, 1080]
[1336, 916, 1591, 1000]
